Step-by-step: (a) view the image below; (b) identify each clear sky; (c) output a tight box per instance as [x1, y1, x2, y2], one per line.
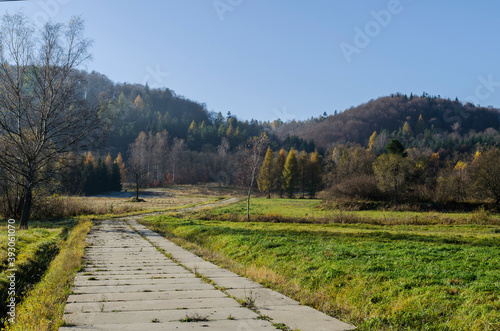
[2, 1, 500, 122]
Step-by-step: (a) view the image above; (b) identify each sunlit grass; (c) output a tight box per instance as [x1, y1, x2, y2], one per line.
[140, 199, 500, 330]
[0, 221, 66, 324]
[211, 198, 500, 226]
[3, 220, 92, 330]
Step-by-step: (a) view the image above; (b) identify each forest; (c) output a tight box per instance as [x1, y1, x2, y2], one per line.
[2, 66, 500, 222]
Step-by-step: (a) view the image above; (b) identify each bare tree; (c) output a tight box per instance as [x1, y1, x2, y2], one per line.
[239, 133, 269, 221]
[170, 138, 186, 185]
[127, 133, 148, 200]
[151, 130, 169, 185]
[0, 14, 104, 228]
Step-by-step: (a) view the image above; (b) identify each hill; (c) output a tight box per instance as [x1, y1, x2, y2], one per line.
[270, 93, 500, 151]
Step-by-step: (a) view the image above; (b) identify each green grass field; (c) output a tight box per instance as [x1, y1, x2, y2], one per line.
[141, 198, 500, 330]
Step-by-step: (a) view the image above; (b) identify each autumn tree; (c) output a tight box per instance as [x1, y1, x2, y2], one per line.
[308, 150, 323, 198]
[437, 160, 469, 202]
[114, 153, 127, 184]
[276, 149, 287, 198]
[298, 151, 309, 198]
[470, 148, 500, 203]
[368, 131, 377, 150]
[373, 154, 415, 201]
[282, 149, 299, 198]
[257, 147, 276, 198]
[0, 14, 104, 228]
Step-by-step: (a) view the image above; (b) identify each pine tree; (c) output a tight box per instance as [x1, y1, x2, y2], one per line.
[110, 162, 122, 191]
[276, 149, 287, 198]
[96, 158, 108, 193]
[257, 147, 276, 198]
[386, 139, 406, 157]
[282, 149, 299, 198]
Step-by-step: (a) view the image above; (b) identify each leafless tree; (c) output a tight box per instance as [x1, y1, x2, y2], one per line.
[151, 130, 169, 185]
[238, 133, 269, 221]
[127, 133, 148, 200]
[0, 13, 105, 228]
[169, 138, 186, 185]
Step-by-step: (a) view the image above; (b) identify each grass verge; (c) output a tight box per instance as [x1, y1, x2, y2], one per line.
[2, 219, 92, 330]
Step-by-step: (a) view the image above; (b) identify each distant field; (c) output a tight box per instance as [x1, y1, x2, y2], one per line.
[210, 198, 500, 226]
[39, 186, 228, 219]
[141, 198, 500, 330]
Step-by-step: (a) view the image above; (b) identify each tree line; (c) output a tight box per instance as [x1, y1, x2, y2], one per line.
[324, 138, 500, 206]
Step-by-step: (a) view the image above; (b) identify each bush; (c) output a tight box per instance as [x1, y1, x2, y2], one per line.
[325, 175, 383, 201]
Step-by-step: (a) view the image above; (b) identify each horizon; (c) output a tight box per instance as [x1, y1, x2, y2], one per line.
[2, 1, 500, 122]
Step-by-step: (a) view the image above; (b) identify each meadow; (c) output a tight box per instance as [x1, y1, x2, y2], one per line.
[141, 198, 500, 330]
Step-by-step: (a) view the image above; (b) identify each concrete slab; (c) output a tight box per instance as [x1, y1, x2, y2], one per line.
[67, 290, 227, 303]
[64, 218, 355, 331]
[209, 276, 264, 290]
[226, 288, 300, 307]
[71, 282, 215, 294]
[65, 297, 241, 313]
[259, 305, 356, 331]
[64, 307, 260, 325]
[72, 277, 207, 286]
[59, 319, 276, 330]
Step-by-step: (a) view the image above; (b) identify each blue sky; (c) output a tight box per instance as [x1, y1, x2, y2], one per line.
[2, 1, 500, 121]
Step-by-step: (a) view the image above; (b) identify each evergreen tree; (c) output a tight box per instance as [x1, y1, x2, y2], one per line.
[257, 147, 276, 198]
[282, 149, 299, 198]
[386, 139, 407, 157]
[110, 162, 122, 191]
[96, 158, 108, 192]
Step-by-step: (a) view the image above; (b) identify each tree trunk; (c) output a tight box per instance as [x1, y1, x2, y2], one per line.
[135, 176, 139, 200]
[247, 189, 251, 221]
[20, 187, 32, 229]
